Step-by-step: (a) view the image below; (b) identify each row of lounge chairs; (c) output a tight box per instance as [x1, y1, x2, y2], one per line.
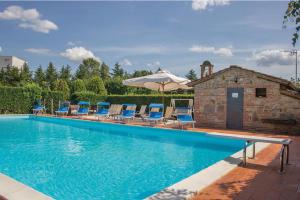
[34, 101, 195, 129]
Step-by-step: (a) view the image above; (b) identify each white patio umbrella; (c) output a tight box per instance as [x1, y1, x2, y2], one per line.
[123, 69, 191, 103]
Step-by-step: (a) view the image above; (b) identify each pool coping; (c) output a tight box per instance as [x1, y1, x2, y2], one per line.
[0, 173, 52, 200]
[0, 115, 275, 200]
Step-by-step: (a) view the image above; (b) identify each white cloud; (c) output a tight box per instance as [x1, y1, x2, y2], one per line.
[0, 5, 58, 33]
[25, 48, 52, 55]
[119, 59, 132, 66]
[192, 0, 230, 11]
[253, 50, 294, 66]
[60, 46, 100, 62]
[0, 46, 2, 52]
[189, 45, 233, 57]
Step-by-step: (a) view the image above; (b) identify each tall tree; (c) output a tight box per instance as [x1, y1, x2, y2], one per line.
[100, 62, 110, 82]
[75, 58, 101, 79]
[86, 76, 107, 95]
[45, 62, 58, 89]
[59, 65, 72, 82]
[20, 63, 32, 84]
[5, 66, 21, 86]
[112, 62, 124, 78]
[34, 66, 45, 86]
[0, 68, 5, 84]
[185, 69, 197, 81]
[284, 0, 300, 46]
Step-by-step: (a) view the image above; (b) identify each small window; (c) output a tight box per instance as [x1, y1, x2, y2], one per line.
[256, 88, 267, 97]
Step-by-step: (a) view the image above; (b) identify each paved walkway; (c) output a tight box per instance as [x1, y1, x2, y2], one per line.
[191, 135, 300, 200]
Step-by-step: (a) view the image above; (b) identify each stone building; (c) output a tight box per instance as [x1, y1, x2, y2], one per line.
[188, 62, 300, 134]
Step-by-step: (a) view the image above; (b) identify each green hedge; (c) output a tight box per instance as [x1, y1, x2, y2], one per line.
[0, 86, 64, 114]
[0, 86, 41, 114]
[71, 91, 106, 105]
[106, 95, 194, 108]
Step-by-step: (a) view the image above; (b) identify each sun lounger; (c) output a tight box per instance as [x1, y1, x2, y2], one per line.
[177, 114, 196, 129]
[145, 103, 164, 124]
[108, 104, 123, 119]
[135, 105, 147, 119]
[32, 99, 45, 115]
[96, 102, 110, 119]
[74, 101, 90, 116]
[119, 104, 137, 121]
[55, 101, 70, 116]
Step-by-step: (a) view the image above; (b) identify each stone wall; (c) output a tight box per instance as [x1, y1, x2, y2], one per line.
[194, 67, 300, 134]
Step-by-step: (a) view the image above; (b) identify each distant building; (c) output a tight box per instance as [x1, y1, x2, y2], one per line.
[0, 56, 26, 70]
[188, 63, 300, 134]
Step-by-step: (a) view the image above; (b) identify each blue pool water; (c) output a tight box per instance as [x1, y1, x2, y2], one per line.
[0, 115, 245, 200]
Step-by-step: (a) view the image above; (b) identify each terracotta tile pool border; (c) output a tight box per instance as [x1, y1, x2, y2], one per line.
[0, 114, 285, 200]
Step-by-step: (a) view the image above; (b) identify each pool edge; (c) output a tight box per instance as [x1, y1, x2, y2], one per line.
[0, 173, 52, 200]
[145, 142, 269, 200]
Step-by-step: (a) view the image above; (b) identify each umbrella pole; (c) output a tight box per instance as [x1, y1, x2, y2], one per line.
[162, 83, 165, 108]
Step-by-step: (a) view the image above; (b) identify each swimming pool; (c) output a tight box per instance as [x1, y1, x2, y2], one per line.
[0, 115, 245, 199]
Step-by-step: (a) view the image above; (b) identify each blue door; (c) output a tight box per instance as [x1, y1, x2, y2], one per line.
[226, 88, 244, 129]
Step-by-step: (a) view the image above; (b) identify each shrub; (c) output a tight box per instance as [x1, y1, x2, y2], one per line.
[86, 76, 107, 95]
[71, 79, 86, 93]
[105, 77, 128, 94]
[53, 79, 70, 99]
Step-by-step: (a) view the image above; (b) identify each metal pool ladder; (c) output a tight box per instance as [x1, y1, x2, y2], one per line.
[243, 138, 292, 173]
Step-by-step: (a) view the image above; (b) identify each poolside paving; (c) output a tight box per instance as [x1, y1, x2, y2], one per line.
[42, 115, 300, 200]
[190, 132, 300, 200]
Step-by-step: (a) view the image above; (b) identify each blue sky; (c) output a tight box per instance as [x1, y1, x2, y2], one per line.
[0, 1, 297, 79]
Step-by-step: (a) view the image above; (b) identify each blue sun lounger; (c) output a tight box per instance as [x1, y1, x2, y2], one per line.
[55, 101, 70, 115]
[119, 104, 136, 120]
[75, 101, 90, 116]
[96, 102, 110, 119]
[177, 114, 196, 129]
[145, 103, 164, 124]
[32, 99, 45, 115]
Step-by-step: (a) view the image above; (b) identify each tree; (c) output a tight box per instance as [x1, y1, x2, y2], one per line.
[185, 69, 197, 81]
[112, 62, 124, 78]
[20, 63, 32, 84]
[75, 58, 101, 79]
[34, 65, 46, 86]
[106, 77, 128, 94]
[59, 65, 72, 83]
[5, 66, 21, 86]
[53, 79, 70, 99]
[100, 62, 110, 82]
[45, 62, 58, 89]
[86, 76, 107, 95]
[284, 0, 300, 46]
[0, 68, 5, 84]
[71, 79, 86, 93]
[132, 70, 152, 78]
